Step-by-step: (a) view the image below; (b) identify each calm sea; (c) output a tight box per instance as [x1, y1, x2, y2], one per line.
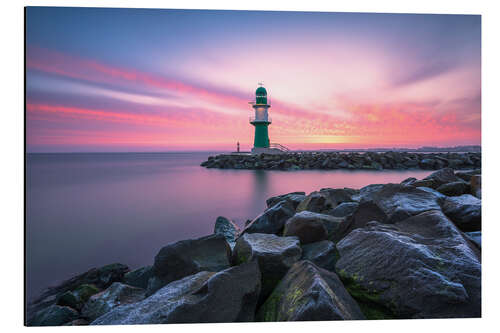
[26, 152, 433, 301]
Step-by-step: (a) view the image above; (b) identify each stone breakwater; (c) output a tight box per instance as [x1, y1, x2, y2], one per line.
[200, 151, 481, 170]
[26, 168, 481, 326]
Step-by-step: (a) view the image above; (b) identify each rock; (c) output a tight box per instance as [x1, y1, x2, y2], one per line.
[436, 181, 469, 196]
[56, 291, 80, 310]
[73, 284, 100, 303]
[233, 233, 302, 302]
[82, 282, 146, 321]
[214, 216, 241, 248]
[470, 175, 481, 198]
[266, 191, 306, 209]
[123, 266, 154, 289]
[63, 319, 89, 326]
[149, 234, 231, 295]
[283, 211, 345, 243]
[411, 179, 436, 188]
[400, 177, 416, 186]
[243, 201, 295, 235]
[465, 231, 481, 249]
[441, 194, 481, 231]
[329, 202, 359, 217]
[283, 212, 328, 244]
[28, 305, 79, 326]
[318, 188, 355, 206]
[356, 183, 442, 224]
[423, 168, 461, 188]
[296, 191, 337, 214]
[27, 263, 129, 322]
[256, 261, 365, 321]
[419, 158, 435, 169]
[456, 169, 481, 182]
[92, 261, 261, 324]
[336, 210, 481, 319]
[301, 240, 338, 271]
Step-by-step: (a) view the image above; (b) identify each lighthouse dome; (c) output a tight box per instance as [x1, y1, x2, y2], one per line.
[255, 86, 268, 104]
[256, 86, 267, 96]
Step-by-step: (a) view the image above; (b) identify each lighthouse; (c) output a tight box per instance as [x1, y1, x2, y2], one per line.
[250, 84, 272, 153]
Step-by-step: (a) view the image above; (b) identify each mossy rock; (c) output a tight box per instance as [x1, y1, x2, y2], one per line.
[73, 284, 100, 303]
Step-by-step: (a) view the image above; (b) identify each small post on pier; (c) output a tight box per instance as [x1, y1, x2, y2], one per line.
[237, 141, 240, 153]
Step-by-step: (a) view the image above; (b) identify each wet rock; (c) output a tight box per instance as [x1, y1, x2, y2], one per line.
[233, 233, 301, 302]
[400, 177, 416, 186]
[123, 266, 154, 289]
[456, 169, 481, 182]
[423, 168, 461, 189]
[257, 261, 365, 321]
[336, 210, 481, 319]
[28, 305, 79, 326]
[149, 234, 231, 295]
[441, 194, 481, 231]
[300, 240, 338, 271]
[266, 191, 306, 209]
[63, 319, 89, 326]
[214, 216, 241, 248]
[56, 291, 80, 310]
[329, 202, 359, 217]
[319, 188, 356, 206]
[243, 201, 295, 235]
[92, 261, 261, 325]
[82, 282, 146, 321]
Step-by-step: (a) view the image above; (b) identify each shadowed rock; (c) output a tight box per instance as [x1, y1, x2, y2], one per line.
[123, 266, 153, 290]
[256, 261, 365, 321]
[470, 175, 481, 198]
[296, 191, 337, 214]
[233, 233, 301, 303]
[242, 201, 295, 235]
[329, 202, 359, 217]
[465, 231, 481, 249]
[283, 211, 346, 243]
[336, 210, 481, 319]
[82, 282, 146, 321]
[92, 261, 261, 325]
[28, 305, 79, 326]
[148, 234, 231, 295]
[442, 194, 481, 231]
[300, 240, 338, 271]
[436, 181, 469, 196]
[423, 168, 461, 189]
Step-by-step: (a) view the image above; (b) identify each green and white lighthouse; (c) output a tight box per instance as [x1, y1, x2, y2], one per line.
[250, 84, 272, 152]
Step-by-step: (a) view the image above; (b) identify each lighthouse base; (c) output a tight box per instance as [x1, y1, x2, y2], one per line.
[251, 147, 286, 155]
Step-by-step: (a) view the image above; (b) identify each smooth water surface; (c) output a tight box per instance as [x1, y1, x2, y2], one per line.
[26, 152, 433, 301]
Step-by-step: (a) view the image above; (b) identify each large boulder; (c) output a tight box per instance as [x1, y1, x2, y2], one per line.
[441, 194, 481, 231]
[436, 181, 469, 196]
[296, 191, 337, 214]
[27, 263, 129, 322]
[283, 212, 328, 244]
[300, 240, 338, 271]
[456, 169, 481, 182]
[149, 234, 231, 295]
[28, 305, 79, 326]
[319, 188, 356, 206]
[242, 201, 295, 235]
[336, 210, 481, 319]
[423, 168, 461, 189]
[283, 211, 346, 243]
[82, 282, 146, 321]
[92, 261, 261, 325]
[465, 231, 481, 249]
[256, 261, 365, 321]
[214, 216, 241, 249]
[329, 202, 359, 217]
[123, 266, 154, 289]
[266, 192, 306, 210]
[233, 233, 302, 302]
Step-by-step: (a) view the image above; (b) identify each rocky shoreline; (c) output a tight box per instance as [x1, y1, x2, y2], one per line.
[26, 168, 481, 326]
[201, 151, 481, 171]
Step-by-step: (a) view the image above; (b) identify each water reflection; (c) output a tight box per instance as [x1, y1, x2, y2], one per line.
[26, 152, 433, 302]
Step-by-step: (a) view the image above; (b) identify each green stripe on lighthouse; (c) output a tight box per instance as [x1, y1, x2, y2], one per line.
[253, 122, 270, 148]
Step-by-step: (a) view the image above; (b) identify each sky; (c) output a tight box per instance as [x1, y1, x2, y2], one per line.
[26, 7, 481, 152]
